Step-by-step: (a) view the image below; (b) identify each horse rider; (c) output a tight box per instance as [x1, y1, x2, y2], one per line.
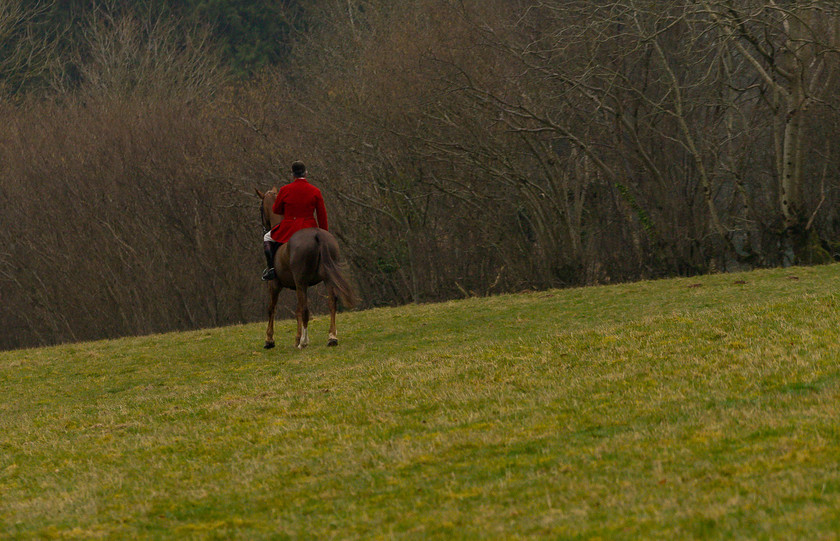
[262, 161, 329, 281]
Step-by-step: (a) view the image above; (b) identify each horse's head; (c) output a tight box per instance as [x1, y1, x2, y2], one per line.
[255, 187, 279, 232]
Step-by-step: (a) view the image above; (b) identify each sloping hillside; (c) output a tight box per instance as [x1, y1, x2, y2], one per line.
[2, 265, 840, 538]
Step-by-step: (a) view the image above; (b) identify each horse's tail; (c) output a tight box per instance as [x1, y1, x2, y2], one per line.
[316, 231, 356, 309]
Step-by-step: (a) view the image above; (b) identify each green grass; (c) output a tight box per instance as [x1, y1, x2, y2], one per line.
[3, 265, 840, 539]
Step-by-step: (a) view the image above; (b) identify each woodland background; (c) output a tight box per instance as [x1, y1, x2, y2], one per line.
[3, 0, 840, 350]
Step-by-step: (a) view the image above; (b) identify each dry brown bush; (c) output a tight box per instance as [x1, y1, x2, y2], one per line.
[0, 93, 267, 349]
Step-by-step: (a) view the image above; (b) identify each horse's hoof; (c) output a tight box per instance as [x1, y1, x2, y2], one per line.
[264, 341, 275, 349]
[327, 339, 338, 347]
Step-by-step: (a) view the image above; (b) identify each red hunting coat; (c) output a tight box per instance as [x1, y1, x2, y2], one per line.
[270, 177, 329, 243]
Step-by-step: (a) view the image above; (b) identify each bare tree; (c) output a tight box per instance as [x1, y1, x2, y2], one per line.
[702, 0, 840, 263]
[73, 2, 225, 100]
[0, 0, 59, 95]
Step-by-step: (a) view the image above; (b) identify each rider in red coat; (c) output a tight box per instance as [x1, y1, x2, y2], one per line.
[262, 161, 329, 281]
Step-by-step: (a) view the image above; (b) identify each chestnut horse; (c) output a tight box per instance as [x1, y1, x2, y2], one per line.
[256, 188, 355, 349]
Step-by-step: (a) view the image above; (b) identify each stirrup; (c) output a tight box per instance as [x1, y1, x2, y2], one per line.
[262, 267, 276, 281]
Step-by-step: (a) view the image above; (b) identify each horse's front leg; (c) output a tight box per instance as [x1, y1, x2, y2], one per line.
[265, 282, 281, 349]
[327, 285, 339, 347]
[295, 286, 310, 349]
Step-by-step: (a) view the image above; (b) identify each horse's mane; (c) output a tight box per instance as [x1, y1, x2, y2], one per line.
[260, 187, 281, 231]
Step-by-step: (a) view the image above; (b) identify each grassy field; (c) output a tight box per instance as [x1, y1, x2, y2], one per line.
[2, 265, 840, 539]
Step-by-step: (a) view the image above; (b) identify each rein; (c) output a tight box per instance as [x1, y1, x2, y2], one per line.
[260, 204, 270, 234]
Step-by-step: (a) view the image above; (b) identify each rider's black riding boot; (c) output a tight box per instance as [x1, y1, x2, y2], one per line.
[261, 241, 277, 281]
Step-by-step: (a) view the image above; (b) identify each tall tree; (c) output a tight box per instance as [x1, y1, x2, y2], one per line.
[702, 0, 840, 263]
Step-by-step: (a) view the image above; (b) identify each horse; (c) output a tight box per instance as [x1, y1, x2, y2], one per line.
[255, 187, 356, 349]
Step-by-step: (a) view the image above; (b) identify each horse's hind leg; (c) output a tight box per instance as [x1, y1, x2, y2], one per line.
[295, 287, 310, 349]
[327, 285, 339, 346]
[264, 282, 281, 349]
